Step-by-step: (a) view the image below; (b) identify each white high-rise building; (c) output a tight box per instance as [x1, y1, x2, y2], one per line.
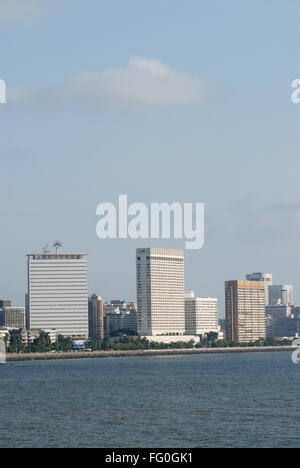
[185, 291, 219, 336]
[268, 284, 294, 306]
[27, 252, 88, 338]
[136, 248, 185, 336]
[246, 272, 273, 305]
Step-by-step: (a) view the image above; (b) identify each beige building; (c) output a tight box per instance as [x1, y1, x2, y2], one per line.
[136, 248, 185, 336]
[225, 280, 266, 343]
[246, 272, 272, 305]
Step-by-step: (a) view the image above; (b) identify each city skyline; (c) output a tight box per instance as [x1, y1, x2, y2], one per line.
[1, 244, 298, 324]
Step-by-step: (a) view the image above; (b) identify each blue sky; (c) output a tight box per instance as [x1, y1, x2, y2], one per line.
[0, 0, 299, 313]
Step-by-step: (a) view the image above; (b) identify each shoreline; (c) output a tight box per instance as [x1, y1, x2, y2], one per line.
[5, 346, 296, 362]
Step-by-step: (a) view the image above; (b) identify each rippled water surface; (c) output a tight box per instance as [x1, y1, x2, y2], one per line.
[0, 352, 299, 448]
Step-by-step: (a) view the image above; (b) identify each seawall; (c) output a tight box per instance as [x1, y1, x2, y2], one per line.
[6, 346, 296, 362]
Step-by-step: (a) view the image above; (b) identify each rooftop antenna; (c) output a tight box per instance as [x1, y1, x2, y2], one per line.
[53, 241, 63, 254]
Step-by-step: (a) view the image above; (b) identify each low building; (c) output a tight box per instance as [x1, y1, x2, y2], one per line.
[0, 327, 10, 341]
[185, 291, 219, 337]
[20, 329, 57, 345]
[21, 329, 41, 345]
[144, 335, 200, 345]
[42, 329, 58, 344]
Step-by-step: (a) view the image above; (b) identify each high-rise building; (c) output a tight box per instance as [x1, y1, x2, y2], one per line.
[266, 304, 299, 338]
[246, 272, 272, 305]
[0, 307, 26, 329]
[225, 280, 266, 343]
[268, 284, 294, 306]
[88, 295, 104, 340]
[27, 252, 88, 338]
[185, 291, 219, 336]
[136, 248, 185, 336]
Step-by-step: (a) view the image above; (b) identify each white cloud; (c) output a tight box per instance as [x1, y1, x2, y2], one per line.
[8, 57, 218, 108]
[0, 0, 46, 27]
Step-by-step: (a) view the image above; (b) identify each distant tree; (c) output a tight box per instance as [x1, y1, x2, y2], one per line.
[31, 331, 51, 353]
[53, 335, 73, 352]
[8, 329, 26, 354]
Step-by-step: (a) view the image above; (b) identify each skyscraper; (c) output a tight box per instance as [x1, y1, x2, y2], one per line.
[136, 248, 185, 336]
[185, 291, 219, 336]
[268, 284, 294, 306]
[27, 252, 88, 338]
[88, 295, 104, 340]
[225, 280, 266, 343]
[246, 272, 272, 305]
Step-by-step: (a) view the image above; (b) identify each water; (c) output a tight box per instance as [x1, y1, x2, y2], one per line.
[0, 352, 299, 448]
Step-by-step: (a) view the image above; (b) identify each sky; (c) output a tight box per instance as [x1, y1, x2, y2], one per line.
[0, 0, 299, 315]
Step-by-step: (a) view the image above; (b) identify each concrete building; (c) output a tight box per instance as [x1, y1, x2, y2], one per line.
[27, 252, 88, 338]
[43, 329, 58, 344]
[104, 300, 137, 316]
[136, 248, 185, 336]
[269, 284, 294, 306]
[104, 309, 137, 338]
[88, 295, 104, 340]
[145, 335, 200, 345]
[266, 304, 300, 338]
[246, 272, 272, 305]
[0, 327, 10, 341]
[110, 300, 137, 312]
[0, 307, 26, 329]
[21, 329, 41, 346]
[0, 300, 12, 309]
[225, 280, 266, 343]
[185, 291, 219, 337]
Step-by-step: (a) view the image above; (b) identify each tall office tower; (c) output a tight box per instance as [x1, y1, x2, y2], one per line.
[88, 295, 104, 340]
[246, 272, 273, 305]
[136, 248, 185, 336]
[268, 285, 294, 306]
[225, 280, 266, 343]
[185, 291, 219, 336]
[27, 252, 88, 338]
[0, 307, 26, 329]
